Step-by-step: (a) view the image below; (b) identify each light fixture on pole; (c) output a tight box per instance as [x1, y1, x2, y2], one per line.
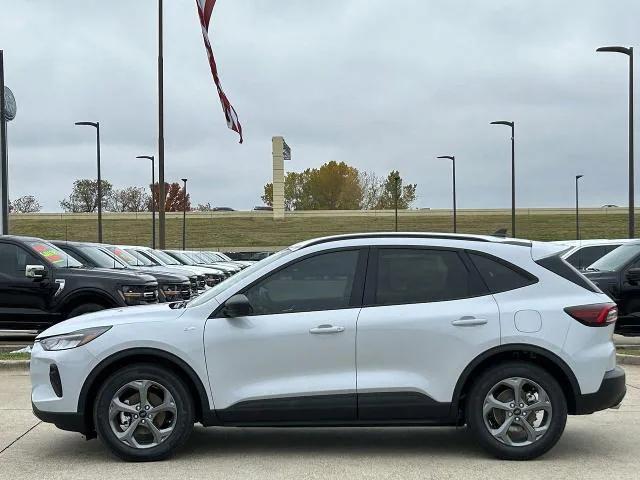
[181, 178, 188, 250]
[437, 155, 457, 233]
[575, 175, 584, 240]
[137, 155, 155, 249]
[75, 121, 102, 243]
[597, 45, 634, 238]
[490, 120, 516, 237]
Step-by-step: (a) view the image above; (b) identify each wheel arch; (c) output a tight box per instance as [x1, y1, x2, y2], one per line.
[78, 348, 215, 434]
[58, 289, 119, 317]
[452, 344, 581, 418]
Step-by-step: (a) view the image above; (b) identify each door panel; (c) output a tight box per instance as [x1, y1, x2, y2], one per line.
[0, 242, 55, 329]
[204, 248, 366, 423]
[204, 309, 359, 421]
[356, 247, 500, 421]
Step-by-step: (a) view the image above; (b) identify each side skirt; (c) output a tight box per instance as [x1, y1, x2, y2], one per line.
[204, 392, 456, 427]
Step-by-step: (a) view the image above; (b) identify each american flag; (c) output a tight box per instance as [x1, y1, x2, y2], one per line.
[195, 0, 243, 143]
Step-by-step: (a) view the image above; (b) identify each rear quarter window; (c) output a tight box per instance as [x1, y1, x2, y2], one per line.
[468, 252, 538, 294]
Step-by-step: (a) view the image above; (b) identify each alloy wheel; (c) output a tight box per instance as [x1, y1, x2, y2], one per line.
[108, 379, 177, 449]
[482, 376, 553, 447]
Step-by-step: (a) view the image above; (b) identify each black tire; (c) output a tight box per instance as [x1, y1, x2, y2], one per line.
[467, 361, 567, 460]
[67, 303, 106, 319]
[94, 363, 194, 462]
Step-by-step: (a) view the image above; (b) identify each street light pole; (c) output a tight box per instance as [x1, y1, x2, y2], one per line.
[393, 173, 400, 232]
[437, 155, 457, 233]
[575, 175, 584, 240]
[181, 178, 188, 250]
[491, 121, 516, 237]
[136, 155, 155, 248]
[597, 46, 634, 238]
[75, 121, 102, 242]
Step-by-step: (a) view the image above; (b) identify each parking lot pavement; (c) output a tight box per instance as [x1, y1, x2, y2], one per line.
[1, 367, 639, 480]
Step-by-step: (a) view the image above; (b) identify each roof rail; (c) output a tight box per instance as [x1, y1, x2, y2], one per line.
[293, 232, 531, 250]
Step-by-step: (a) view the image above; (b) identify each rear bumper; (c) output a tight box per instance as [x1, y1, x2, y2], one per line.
[574, 366, 626, 415]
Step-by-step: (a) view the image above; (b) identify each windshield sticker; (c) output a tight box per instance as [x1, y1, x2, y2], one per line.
[31, 243, 65, 265]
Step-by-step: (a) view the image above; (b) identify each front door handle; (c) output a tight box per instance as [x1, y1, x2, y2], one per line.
[451, 316, 488, 327]
[309, 324, 345, 334]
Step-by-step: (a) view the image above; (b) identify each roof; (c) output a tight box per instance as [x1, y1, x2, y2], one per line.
[551, 239, 634, 247]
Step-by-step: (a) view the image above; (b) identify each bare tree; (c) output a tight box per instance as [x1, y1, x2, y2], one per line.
[109, 187, 150, 212]
[10, 195, 42, 213]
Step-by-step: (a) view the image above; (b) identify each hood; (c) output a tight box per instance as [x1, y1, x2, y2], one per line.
[56, 267, 157, 284]
[133, 267, 189, 283]
[37, 302, 186, 338]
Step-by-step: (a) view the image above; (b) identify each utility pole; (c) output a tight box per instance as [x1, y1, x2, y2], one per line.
[158, 0, 166, 247]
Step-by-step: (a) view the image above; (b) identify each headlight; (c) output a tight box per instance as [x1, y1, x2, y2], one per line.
[159, 284, 182, 302]
[39, 326, 111, 351]
[119, 285, 157, 305]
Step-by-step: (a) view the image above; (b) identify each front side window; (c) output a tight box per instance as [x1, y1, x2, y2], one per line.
[373, 248, 472, 305]
[590, 243, 640, 272]
[244, 249, 360, 315]
[0, 243, 44, 278]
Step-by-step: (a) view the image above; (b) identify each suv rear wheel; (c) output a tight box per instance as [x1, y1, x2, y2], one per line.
[93, 364, 194, 462]
[467, 361, 567, 460]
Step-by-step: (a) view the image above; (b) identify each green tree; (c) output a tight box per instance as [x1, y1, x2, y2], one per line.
[375, 170, 417, 209]
[59, 179, 113, 213]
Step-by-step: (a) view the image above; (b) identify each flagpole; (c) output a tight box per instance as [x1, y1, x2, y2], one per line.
[157, 0, 166, 248]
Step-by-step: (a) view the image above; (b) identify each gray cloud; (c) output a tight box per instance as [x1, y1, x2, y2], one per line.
[1, 0, 639, 211]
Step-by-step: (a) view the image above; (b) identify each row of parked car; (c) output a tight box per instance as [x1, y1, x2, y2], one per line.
[0, 235, 253, 331]
[554, 238, 640, 336]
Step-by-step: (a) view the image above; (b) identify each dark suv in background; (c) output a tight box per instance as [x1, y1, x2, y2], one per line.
[0, 235, 158, 331]
[52, 241, 194, 302]
[584, 241, 640, 336]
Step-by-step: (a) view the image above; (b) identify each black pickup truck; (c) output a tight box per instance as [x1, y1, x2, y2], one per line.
[0, 235, 158, 331]
[584, 241, 640, 336]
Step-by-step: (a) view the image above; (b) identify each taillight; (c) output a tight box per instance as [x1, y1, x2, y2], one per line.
[564, 303, 618, 327]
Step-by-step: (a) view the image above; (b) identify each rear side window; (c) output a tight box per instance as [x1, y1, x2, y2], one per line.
[565, 245, 620, 270]
[535, 255, 599, 293]
[469, 252, 537, 294]
[373, 248, 475, 305]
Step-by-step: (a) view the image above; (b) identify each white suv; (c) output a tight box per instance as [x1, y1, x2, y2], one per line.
[30, 233, 626, 461]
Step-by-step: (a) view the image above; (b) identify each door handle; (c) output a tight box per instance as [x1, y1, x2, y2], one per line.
[451, 316, 488, 327]
[309, 324, 345, 334]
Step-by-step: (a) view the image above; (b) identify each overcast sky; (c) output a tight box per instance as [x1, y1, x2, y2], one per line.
[1, 0, 639, 211]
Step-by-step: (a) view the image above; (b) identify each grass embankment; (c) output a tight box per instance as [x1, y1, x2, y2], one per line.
[0, 352, 30, 361]
[8, 212, 633, 249]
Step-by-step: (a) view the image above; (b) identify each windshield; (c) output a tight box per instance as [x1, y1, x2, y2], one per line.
[148, 249, 181, 265]
[125, 249, 156, 266]
[107, 246, 144, 267]
[589, 243, 640, 272]
[27, 241, 83, 268]
[168, 251, 195, 265]
[189, 248, 292, 307]
[78, 245, 127, 269]
[217, 252, 233, 261]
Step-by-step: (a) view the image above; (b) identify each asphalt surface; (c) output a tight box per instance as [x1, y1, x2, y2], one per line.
[0, 366, 638, 479]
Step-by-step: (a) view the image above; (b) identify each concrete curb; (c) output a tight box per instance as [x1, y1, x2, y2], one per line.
[617, 353, 640, 365]
[0, 360, 29, 372]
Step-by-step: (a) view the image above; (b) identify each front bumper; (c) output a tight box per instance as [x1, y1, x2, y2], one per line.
[574, 366, 626, 415]
[32, 402, 89, 434]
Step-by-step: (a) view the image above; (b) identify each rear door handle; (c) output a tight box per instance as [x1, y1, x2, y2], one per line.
[309, 324, 345, 334]
[451, 316, 488, 327]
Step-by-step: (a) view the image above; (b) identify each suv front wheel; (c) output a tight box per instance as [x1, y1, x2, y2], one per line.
[467, 361, 567, 460]
[93, 364, 194, 461]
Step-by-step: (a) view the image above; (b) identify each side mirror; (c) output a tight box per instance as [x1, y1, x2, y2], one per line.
[626, 268, 640, 285]
[223, 294, 253, 317]
[25, 265, 47, 280]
